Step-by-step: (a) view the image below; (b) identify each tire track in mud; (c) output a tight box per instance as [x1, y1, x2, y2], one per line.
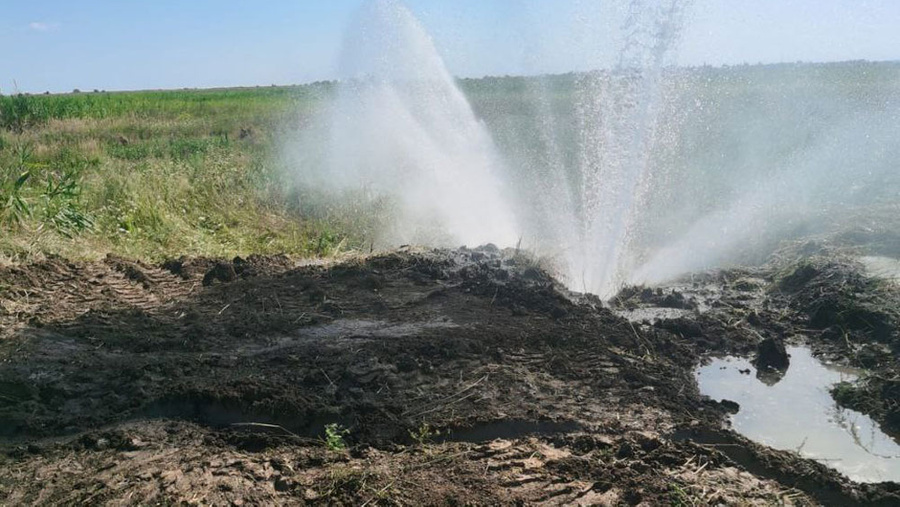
[0, 256, 197, 343]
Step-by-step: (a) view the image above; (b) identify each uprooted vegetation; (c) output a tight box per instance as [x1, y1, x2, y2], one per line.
[775, 257, 899, 344]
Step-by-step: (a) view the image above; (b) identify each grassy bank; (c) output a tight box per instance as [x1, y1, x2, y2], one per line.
[0, 85, 368, 263]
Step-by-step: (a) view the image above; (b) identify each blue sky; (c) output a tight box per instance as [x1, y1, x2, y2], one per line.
[2, 0, 899, 93]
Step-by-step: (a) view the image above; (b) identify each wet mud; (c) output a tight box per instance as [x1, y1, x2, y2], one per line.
[0, 246, 898, 504]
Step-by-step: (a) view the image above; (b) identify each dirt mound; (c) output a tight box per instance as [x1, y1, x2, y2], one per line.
[754, 337, 790, 372]
[160, 253, 295, 283]
[1, 248, 898, 504]
[775, 258, 899, 343]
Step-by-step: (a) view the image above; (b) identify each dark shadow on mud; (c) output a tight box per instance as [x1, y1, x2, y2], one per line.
[139, 396, 353, 441]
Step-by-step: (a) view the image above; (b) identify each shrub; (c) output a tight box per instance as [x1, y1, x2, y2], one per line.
[0, 143, 93, 235]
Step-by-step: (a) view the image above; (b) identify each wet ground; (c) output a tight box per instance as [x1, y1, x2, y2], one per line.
[1, 245, 899, 505]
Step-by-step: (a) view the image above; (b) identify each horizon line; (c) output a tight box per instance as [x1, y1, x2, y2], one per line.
[3, 58, 898, 97]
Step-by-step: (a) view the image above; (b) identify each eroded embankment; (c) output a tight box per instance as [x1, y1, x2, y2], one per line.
[0, 247, 897, 505]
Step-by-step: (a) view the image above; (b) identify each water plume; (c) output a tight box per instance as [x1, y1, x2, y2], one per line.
[489, 4, 897, 295]
[291, 0, 517, 248]
[629, 63, 900, 285]
[289, 1, 897, 299]
[501, 0, 692, 297]
[566, 0, 691, 296]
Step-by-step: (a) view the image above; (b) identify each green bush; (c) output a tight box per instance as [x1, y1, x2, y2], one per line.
[0, 143, 93, 235]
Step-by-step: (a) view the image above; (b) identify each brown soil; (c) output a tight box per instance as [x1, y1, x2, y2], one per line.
[0, 247, 897, 505]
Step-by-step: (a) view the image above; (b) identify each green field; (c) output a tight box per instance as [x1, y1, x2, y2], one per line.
[0, 85, 358, 263]
[2, 61, 898, 264]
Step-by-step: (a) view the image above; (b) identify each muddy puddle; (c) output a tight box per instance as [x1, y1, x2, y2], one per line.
[696, 346, 900, 483]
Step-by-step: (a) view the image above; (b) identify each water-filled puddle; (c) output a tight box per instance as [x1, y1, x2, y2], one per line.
[696, 346, 900, 483]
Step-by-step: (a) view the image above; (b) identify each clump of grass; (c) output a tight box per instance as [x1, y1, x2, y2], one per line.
[0, 142, 93, 236]
[0, 144, 32, 226]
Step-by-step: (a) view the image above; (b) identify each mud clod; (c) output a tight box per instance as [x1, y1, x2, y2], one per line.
[754, 337, 790, 372]
[203, 262, 238, 286]
[719, 399, 741, 413]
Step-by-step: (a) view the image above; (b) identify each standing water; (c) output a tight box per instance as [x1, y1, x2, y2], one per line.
[696, 346, 900, 483]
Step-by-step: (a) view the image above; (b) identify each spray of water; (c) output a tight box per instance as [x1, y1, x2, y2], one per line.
[289, 0, 897, 298]
[291, 0, 517, 248]
[629, 64, 900, 284]
[566, 1, 691, 296]
[481, 2, 898, 294]
[501, 0, 692, 296]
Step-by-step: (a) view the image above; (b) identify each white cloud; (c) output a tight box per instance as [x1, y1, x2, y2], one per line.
[28, 22, 60, 32]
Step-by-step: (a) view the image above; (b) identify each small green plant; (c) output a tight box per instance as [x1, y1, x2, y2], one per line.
[831, 380, 861, 404]
[41, 168, 94, 237]
[324, 423, 349, 451]
[669, 483, 698, 506]
[0, 169, 31, 226]
[408, 422, 440, 447]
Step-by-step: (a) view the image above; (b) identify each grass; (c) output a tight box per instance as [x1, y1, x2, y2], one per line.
[0, 84, 364, 264]
[2, 60, 898, 265]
